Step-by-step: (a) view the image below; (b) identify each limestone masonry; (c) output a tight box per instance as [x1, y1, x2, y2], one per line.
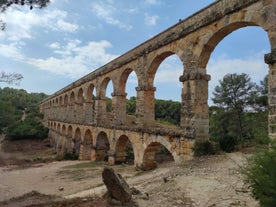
[39, 0, 276, 170]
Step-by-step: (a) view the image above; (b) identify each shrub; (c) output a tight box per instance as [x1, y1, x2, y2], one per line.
[6, 119, 49, 140]
[63, 153, 78, 160]
[254, 135, 271, 145]
[242, 144, 276, 207]
[219, 135, 238, 152]
[192, 140, 218, 156]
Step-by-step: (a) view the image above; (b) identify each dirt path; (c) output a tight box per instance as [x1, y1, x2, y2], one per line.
[0, 151, 259, 206]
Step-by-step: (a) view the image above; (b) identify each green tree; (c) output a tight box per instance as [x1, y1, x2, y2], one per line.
[126, 96, 136, 115]
[155, 99, 181, 125]
[243, 143, 276, 207]
[212, 73, 257, 142]
[0, 87, 48, 133]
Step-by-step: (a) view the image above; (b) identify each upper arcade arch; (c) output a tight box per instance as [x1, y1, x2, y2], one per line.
[77, 88, 84, 103]
[147, 51, 183, 89]
[70, 91, 75, 104]
[98, 77, 114, 98]
[198, 23, 267, 69]
[86, 83, 95, 102]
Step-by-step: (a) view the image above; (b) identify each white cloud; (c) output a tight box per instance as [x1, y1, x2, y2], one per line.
[207, 54, 268, 102]
[0, 43, 24, 61]
[27, 39, 118, 78]
[0, 8, 78, 42]
[56, 19, 78, 32]
[49, 42, 61, 49]
[144, 14, 159, 26]
[91, 2, 132, 30]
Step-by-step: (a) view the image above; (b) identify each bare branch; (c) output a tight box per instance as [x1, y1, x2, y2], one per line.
[0, 72, 23, 85]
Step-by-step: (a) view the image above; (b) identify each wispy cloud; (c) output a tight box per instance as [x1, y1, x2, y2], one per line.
[207, 54, 268, 102]
[91, 2, 132, 30]
[0, 8, 78, 42]
[144, 14, 159, 26]
[27, 39, 118, 78]
[0, 43, 25, 61]
[0, 37, 118, 79]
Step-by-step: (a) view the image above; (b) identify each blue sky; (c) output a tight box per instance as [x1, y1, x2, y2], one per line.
[0, 0, 270, 104]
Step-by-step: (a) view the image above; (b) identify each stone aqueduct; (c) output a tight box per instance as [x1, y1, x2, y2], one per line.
[39, 0, 276, 170]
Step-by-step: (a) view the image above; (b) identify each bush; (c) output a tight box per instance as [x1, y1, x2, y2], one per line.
[6, 119, 49, 140]
[63, 153, 79, 160]
[219, 135, 238, 152]
[242, 144, 276, 207]
[192, 140, 218, 156]
[254, 136, 271, 145]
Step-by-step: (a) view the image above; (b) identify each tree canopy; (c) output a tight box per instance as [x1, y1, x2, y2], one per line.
[0, 87, 48, 137]
[210, 74, 269, 151]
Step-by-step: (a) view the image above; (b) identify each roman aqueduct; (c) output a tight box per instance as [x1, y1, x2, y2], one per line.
[39, 0, 276, 170]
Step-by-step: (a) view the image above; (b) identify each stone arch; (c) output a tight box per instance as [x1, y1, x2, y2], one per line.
[77, 88, 84, 103]
[112, 68, 138, 124]
[59, 96, 62, 106]
[72, 127, 82, 157]
[98, 77, 114, 98]
[55, 97, 58, 106]
[198, 22, 267, 69]
[59, 125, 66, 155]
[141, 137, 175, 170]
[81, 129, 93, 160]
[65, 125, 73, 153]
[86, 83, 95, 102]
[57, 123, 60, 133]
[118, 68, 138, 93]
[95, 77, 115, 122]
[147, 51, 183, 88]
[77, 88, 84, 122]
[95, 131, 110, 161]
[70, 91, 75, 104]
[64, 94, 68, 105]
[115, 135, 134, 164]
[68, 125, 73, 137]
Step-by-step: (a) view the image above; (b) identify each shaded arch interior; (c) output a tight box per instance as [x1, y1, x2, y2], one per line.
[95, 131, 110, 161]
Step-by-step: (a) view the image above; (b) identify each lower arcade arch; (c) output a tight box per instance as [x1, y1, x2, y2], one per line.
[72, 128, 82, 158]
[115, 135, 134, 164]
[81, 129, 93, 160]
[95, 132, 110, 161]
[142, 142, 174, 170]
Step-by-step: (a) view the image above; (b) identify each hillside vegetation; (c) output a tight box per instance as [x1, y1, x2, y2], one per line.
[0, 87, 49, 140]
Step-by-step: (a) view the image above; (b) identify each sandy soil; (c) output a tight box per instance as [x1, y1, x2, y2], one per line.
[0, 139, 259, 207]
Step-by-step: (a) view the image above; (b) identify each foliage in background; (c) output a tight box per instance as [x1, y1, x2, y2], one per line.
[6, 115, 49, 140]
[192, 140, 218, 156]
[155, 99, 181, 125]
[242, 143, 276, 207]
[0, 87, 48, 139]
[210, 74, 269, 152]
